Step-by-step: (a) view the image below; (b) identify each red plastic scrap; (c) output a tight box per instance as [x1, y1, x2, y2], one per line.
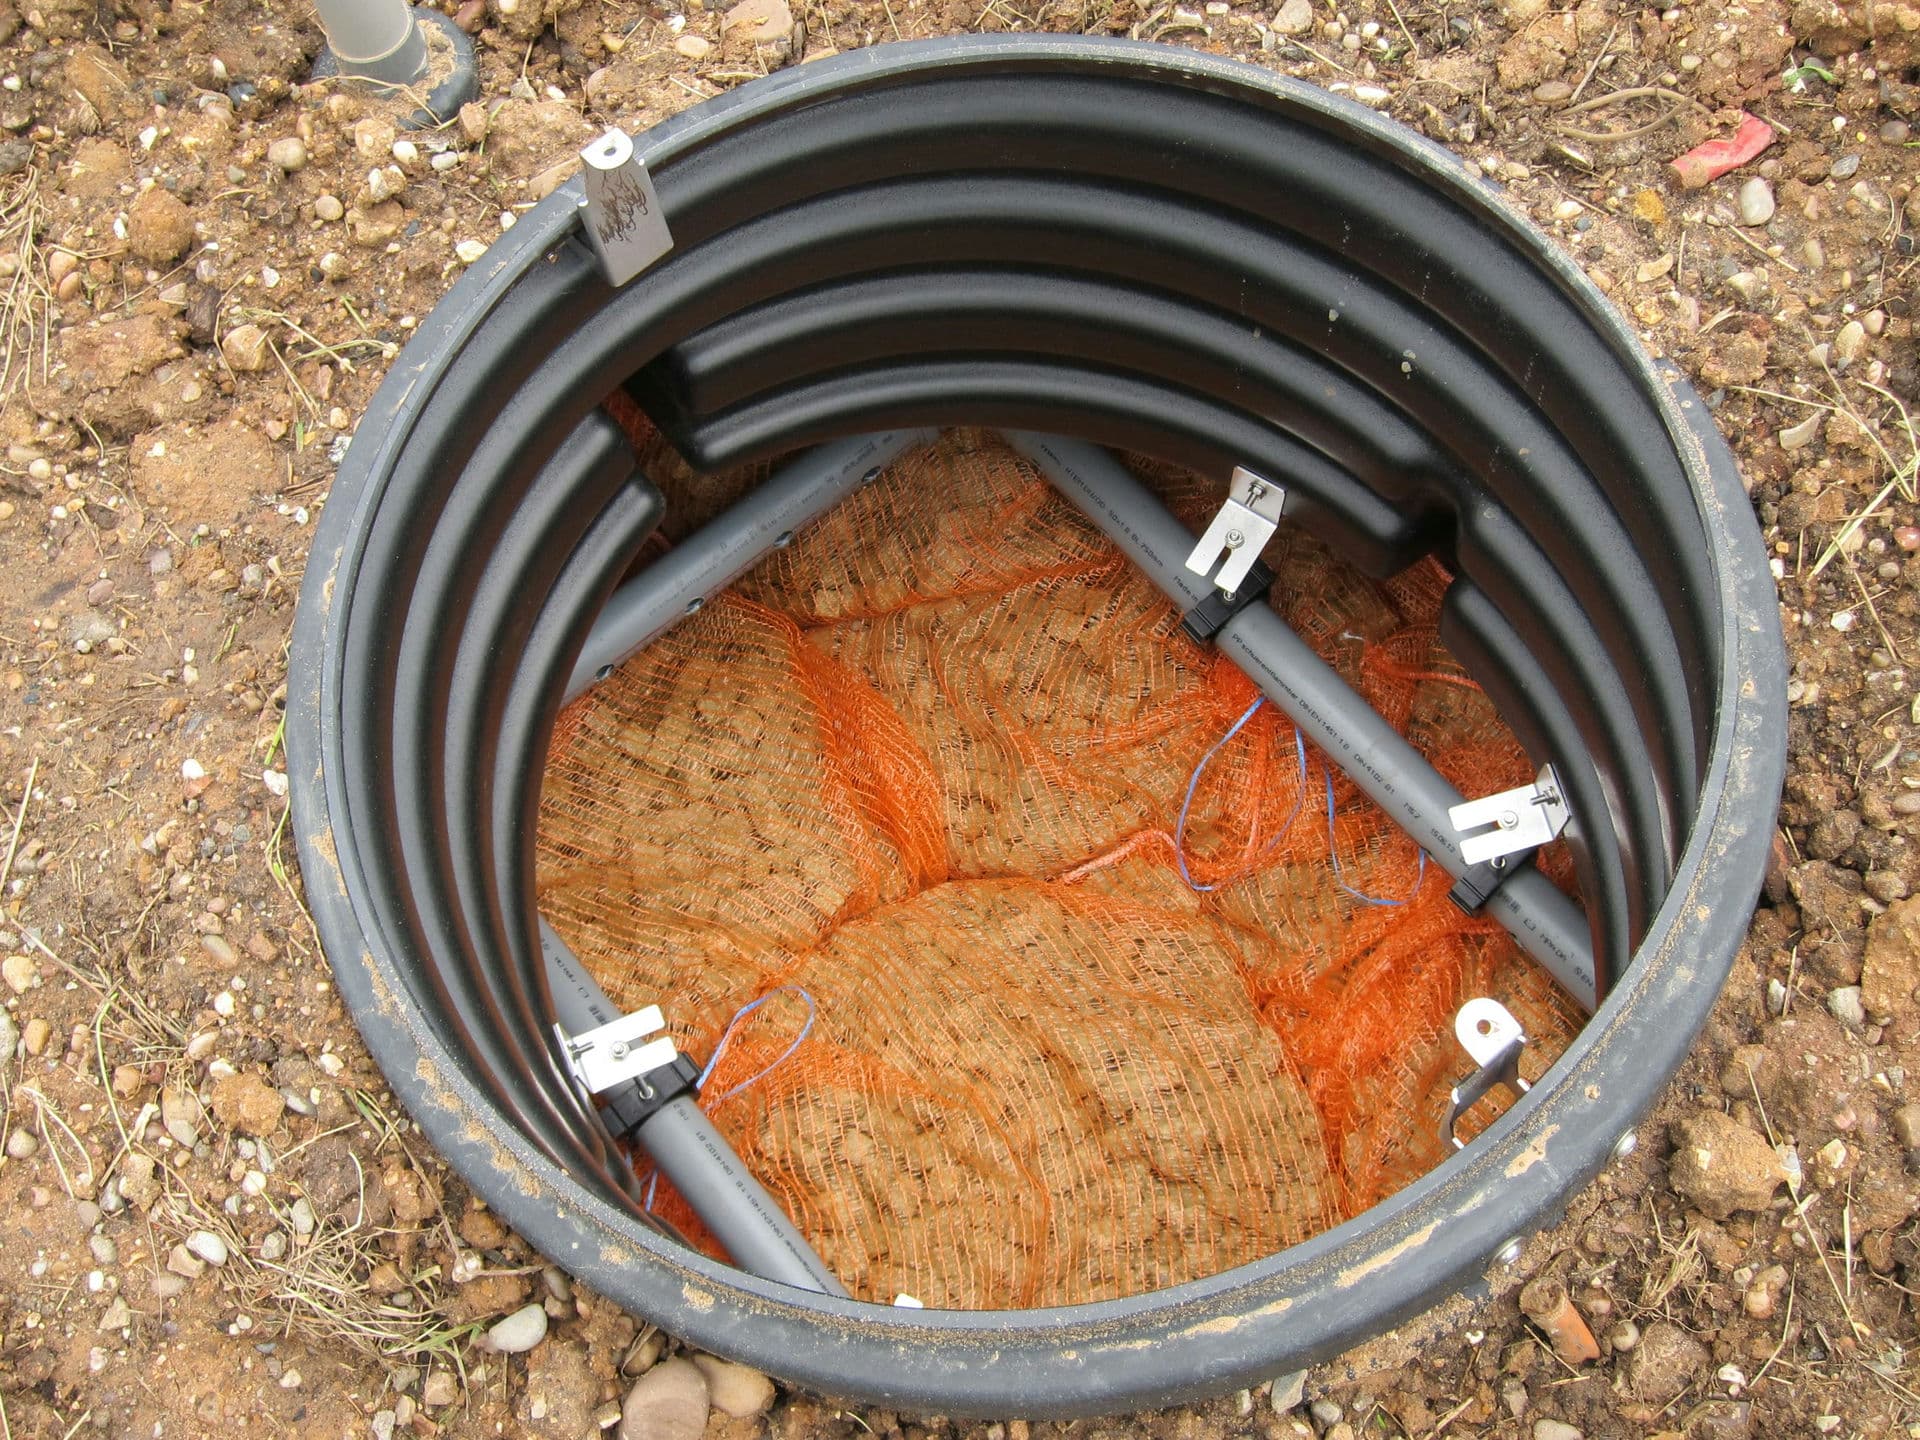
[1669, 113, 1775, 189]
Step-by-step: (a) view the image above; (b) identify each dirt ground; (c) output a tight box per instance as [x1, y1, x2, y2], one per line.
[0, 0, 1911, 1433]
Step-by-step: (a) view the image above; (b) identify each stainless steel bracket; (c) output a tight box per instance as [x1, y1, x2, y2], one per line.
[577, 129, 675, 289]
[1184, 467, 1286, 596]
[1444, 997, 1530, 1150]
[1448, 764, 1570, 866]
[557, 1004, 680, 1095]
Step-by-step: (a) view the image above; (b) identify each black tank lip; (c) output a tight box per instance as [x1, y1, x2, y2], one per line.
[287, 36, 1786, 1418]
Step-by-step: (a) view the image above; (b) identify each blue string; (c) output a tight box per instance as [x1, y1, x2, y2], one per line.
[696, 985, 818, 1104]
[1174, 697, 1267, 891]
[1322, 766, 1427, 905]
[643, 986, 817, 1213]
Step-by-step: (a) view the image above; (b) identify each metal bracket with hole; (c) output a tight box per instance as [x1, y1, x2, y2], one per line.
[558, 1004, 681, 1095]
[1184, 467, 1287, 596]
[1447, 764, 1570, 866]
[577, 129, 675, 289]
[1444, 997, 1531, 1149]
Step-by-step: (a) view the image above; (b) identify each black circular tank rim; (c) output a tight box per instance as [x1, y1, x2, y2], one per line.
[287, 35, 1787, 1418]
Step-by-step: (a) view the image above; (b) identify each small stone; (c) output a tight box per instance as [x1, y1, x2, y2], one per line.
[620, 1356, 709, 1440]
[267, 137, 308, 173]
[161, 1088, 205, 1149]
[98, 1296, 131, 1331]
[1532, 79, 1572, 102]
[691, 1356, 774, 1418]
[1310, 1401, 1343, 1426]
[6, 1128, 38, 1159]
[127, 186, 195, 263]
[1534, 1422, 1582, 1440]
[391, 139, 420, 167]
[259, 1230, 288, 1260]
[152, 1272, 187, 1299]
[1636, 253, 1674, 284]
[1607, 1319, 1640, 1352]
[352, 117, 397, 160]
[1, 954, 35, 993]
[1667, 1110, 1786, 1219]
[485, 1303, 549, 1354]
[314, 193, 345, 222]
[458, 101, 489, 145]
[456, 239, 488, 265]
[1779, 412, 1822, 449]
[1881, 121, 1911, 144]
[1627, 1321, 1709, 1402]
[421, 1370, 459, 1407]
[1829, 985, 1866, 1029]
[221, 323, 270, 372]
[674, 33, 713, 58]
[1894, 1104, 1920, 1151]
[1271, 0, 1314, 28]
[90, 1234, 118, 1265]
[1864, 897, 1920, 1019]
[1833, 320, 1868, 366]
[186, 1229, 229, 1265]
[1736, 177, 1775, 227]
[165, 1243, 206, 1279]
[1269, 1370, 1307, 1414]
[210, 1071, 285, 1135]
[0, 1010, 19, 1057]
[365, 165, 404, 204]
[1829, 153, 1860, 179]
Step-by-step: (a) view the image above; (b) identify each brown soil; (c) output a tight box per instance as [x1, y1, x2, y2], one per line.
[0, 0, 1910, 1434]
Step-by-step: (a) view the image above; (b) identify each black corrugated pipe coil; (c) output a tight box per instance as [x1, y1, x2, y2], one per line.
[288, 36, 1787, 1418]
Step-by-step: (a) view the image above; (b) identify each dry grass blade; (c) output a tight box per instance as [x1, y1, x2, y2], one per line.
[0, 756, 37, 897]
[1809, 370, 1919, 577]
[1639, 1226, 1703, 1310]
[0, 171, 53, 408]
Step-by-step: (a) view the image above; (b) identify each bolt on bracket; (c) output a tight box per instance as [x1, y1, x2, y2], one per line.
[1447, 764, 1570, 866]
[1185, 467, 1286, 596]
[559, 1004, 680, 1095]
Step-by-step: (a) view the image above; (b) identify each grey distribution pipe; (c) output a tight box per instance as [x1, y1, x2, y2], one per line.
[312, 0, 427, 84]
[539, 920, 849, 1296]
[1008, 432, 1597, 1009]
[565, 429, 936, 700]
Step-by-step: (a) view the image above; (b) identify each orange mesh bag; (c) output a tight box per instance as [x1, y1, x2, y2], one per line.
[536, 429, 1581, 1306]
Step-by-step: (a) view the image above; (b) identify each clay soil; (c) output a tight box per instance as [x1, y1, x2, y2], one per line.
[0, 0, 1911, 1435]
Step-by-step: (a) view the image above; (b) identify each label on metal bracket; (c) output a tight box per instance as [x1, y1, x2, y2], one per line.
[578, 129, 674, 289]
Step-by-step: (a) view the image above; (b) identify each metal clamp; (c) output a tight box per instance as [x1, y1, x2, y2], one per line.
[578, 129, 675, 289]
[559, 1005, 680, 1095]
[1181, 558, 1275, 643]
[1443, 998, 1530, 1149]
[1185, 467, 1286, 596]
[1447, 764, 1569, 866]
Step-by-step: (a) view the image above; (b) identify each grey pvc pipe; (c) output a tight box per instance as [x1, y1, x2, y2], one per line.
[1007, 432, 1597, 1009]
[565, 428, 937, 701]
[538, 920, 848, 1295]
[313, 0, 427, 83]
[637, 1097, 850, 1296]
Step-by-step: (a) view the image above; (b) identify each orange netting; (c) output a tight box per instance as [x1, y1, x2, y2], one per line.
[536, 427, 1581, 1308]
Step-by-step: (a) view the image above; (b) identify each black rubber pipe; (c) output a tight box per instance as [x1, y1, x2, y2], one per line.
[290, 38, 1785, 1417]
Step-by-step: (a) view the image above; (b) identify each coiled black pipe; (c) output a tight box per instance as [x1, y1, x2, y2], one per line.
[289, 37, 1785, 1417]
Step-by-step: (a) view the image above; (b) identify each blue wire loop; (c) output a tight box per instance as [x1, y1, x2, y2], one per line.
[1323, 766, 1426, 906]
[1172, 694, 1426, 903]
